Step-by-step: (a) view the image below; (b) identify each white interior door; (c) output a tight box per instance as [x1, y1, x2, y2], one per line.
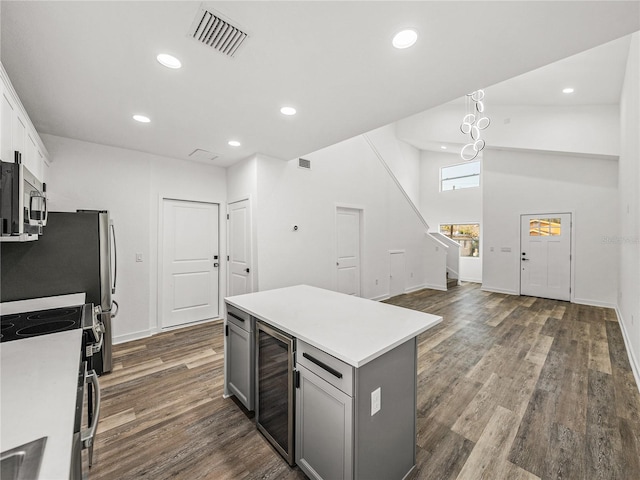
[520, 213, 571, 301]
[336, 207, 361, 296]
[161, 199, 219, 328]
[389, 251, 405, 297]
[228, 199, 252, 297]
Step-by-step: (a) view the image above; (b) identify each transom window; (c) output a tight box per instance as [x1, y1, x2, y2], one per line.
[440, 223, 480, 257]
[529, 218, 562, 236]
[440, 161, 480, 191]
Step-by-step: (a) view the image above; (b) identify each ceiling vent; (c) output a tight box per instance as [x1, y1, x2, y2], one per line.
[298, 158, 311, 170]
[189, 149, 219, 162]
[189, 7, 248, 58]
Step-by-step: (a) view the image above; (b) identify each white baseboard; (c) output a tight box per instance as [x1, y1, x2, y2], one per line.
[113, 329, 153, 345]
[113, 317, 223, 345]
[423, 283, 447, 292]
[480, 285, 518, 295]
[615, 306, 640, 394]
[370, 294, 390, 302]
[405, 284, 427, 294]
[459, 277, 482, 284]
[573, 298, 617, 309]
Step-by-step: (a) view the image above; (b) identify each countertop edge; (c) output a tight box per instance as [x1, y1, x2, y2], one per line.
[225, 296, 443, 368]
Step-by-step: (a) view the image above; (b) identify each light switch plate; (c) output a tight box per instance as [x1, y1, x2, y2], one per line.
[371, 387, 381, 416]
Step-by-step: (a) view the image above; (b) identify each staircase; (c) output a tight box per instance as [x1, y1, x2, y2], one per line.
[446, 271, 459, 289]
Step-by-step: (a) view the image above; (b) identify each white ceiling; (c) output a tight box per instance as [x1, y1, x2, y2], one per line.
[2, 1, 639, 167]
[455, 35, 632, 107]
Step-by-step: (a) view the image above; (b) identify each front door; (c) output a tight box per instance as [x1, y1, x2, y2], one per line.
[161, 199, 219, 328]
[228, 199, 253, 296]
[336, 207, 361, 296]
[520, 213, 571, 301]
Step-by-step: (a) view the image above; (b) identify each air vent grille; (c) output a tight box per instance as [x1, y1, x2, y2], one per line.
[189, 149, 219, 162]
[190, 8, 248, 57]
[298, 158, 311, 170]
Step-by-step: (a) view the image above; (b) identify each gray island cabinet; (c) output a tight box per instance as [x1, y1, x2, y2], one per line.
[224, 285, 442, 480]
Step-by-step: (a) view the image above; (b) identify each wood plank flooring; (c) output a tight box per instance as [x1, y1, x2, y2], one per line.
[90, 283, 640, 480]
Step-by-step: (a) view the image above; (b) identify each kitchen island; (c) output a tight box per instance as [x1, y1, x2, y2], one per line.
[224, 285, 442, 480]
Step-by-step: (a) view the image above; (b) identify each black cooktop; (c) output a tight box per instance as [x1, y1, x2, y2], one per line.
[0, 305, 84, 342]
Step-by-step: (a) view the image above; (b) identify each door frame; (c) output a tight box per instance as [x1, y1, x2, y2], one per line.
[518, 210, 575, 302]
[227, 195, 255, 296]
[157, 197, 222, 331]
[335, 204, 364, 296]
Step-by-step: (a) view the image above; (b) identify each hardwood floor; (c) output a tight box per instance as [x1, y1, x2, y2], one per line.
[90, 283, 640, 480]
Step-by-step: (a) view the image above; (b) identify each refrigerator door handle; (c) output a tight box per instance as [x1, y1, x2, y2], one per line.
[111, 300, 119, 318]
[110, 221, 117, 294]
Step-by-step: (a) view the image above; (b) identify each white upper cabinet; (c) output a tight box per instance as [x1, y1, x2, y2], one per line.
[1, 62, 49, 183]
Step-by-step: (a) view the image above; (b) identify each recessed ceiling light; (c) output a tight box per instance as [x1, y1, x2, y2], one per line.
[228, 140, 241, 147]
[157, 53, 182, 69]
[133, 114, 151, 123]
[280, 106, 297, 116]
[440, 146, 447, 150]
[562, 87, 575, 94]
[392, 29, 418, 49]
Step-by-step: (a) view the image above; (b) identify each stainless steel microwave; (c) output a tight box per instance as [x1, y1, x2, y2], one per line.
[0, 153, 47, 242]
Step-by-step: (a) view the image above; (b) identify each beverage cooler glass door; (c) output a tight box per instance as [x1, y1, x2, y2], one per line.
[256, 321, 295, 466]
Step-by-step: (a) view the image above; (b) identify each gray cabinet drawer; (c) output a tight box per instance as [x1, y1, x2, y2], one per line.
[297, 340, 353, 396]
[226, 304, 252, 331]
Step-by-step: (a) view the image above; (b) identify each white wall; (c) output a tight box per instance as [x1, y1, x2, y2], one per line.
[42, 134, 227, 343]
[365, 124, 421, 208]
[482, 149, 618, 306]
[617, 32, 640, 382]
[252, 135, 438, 300]
[420, 150, 483, 283]
[397, 103, 620, 158]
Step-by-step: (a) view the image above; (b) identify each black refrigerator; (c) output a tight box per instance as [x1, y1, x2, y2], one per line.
[1, 210, 118, 374]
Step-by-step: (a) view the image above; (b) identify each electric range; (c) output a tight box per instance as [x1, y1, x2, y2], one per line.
[0, 302, 104, 362]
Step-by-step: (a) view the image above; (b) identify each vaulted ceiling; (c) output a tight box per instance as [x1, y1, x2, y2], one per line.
[2, 1, 639, 167]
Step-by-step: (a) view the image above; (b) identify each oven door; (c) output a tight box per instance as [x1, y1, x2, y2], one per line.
[71, 361, 101, 478]
[82, 369, 102, 466]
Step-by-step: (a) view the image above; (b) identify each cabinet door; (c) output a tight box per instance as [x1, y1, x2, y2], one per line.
[226, 322, 253, 410]
[1, 87, 14, 162]
[25, 132, 40, 179]
[13, 112, 26, 163]
[296, 364, 353, 480]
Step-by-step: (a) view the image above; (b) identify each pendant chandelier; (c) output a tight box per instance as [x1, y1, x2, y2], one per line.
[460, 90, 490, 161]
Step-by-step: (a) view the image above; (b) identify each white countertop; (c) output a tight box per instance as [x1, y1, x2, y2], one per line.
[1, 329, 82, 480]
[225, 285, 442, 367]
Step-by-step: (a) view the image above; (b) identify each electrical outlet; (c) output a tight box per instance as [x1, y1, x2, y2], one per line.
[371, 387, 381, 416]
[375, 279, 378, 285]
[411, 272, 414, 278]
[136, 253, 143, 262]
[490, 247, 494, 252]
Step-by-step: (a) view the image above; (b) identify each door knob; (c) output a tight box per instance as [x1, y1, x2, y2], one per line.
[246, 268, 250, 273]
[214, 262, 219, 267]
